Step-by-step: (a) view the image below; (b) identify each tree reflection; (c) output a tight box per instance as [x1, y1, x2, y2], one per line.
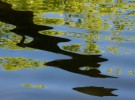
[0, 0, 115, 78]
[0, 0, 120, 98]
[1, 0, 134, 55]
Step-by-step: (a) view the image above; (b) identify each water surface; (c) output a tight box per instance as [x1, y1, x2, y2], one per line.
[0, 0, 135, 100]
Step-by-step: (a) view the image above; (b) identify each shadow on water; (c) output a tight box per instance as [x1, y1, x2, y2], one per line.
[0, 0, 118, 97]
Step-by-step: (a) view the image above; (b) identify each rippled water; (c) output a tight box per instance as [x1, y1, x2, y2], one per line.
[0, 0, 135, 100]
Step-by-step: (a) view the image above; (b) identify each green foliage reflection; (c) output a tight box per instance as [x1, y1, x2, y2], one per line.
[22, 84, 45, 89]
[1, 0, 135, 54]
[62, 44, 82, 53]
[0, 22, 33, 49]
[0, 57, 45, 71]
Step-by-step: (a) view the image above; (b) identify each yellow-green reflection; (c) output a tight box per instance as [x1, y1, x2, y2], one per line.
[128, 71, 135, 75]
[107, 46, 119, 54]
[107, 67, 122, 75]
[79, 66, 98, 71]
[22, 84, 45, 89]
[1, 0, 135, 55]
[39, 30, 63, 36]
[61, 43, 103, 54]
[107, 67, 135, 75]
[0, 57, 45, 71]
[83, 42, 103, 55]
[62, 44, 82, 53]
[2, 0, 134, 28]
[0, 22, 33, 49]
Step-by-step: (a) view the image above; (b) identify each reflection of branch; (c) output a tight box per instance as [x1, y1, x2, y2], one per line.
[0, 0, 116, 79]
[73, 86, 118, 97]
[46, 58, 116, 78]
[17, 35, 26, 47]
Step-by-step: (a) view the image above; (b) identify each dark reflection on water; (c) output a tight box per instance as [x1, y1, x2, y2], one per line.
[73, 86, 117, 97]
[0, 0, 115, 79]
[46, 59, 116, 78]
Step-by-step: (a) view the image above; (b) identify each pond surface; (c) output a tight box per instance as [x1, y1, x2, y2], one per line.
[0, 0, 135, 100]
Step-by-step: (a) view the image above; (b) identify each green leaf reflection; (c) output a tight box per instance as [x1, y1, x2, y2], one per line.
[22, 84, 45, 89]
[0, 57, 46, 71]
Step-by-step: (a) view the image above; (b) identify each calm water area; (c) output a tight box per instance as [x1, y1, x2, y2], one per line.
[0, 0, 135, 100]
